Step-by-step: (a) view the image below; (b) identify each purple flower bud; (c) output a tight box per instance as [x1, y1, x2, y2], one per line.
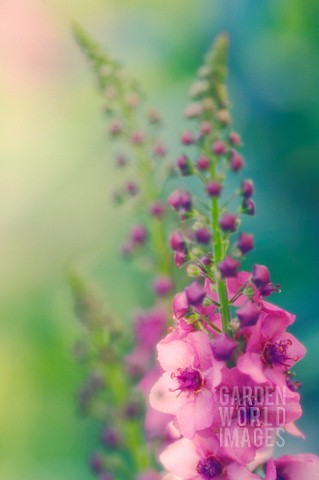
[212, 140, 227, 155]
[241, 179, 254, 198]
[131, 131, 144, 145]
[153, 143, 167, 157]
[168, 189, 192, 212]
[174, 250, 187, 267]
[149, 202, 165, 218]
[237, 233, 254, 254]
[195, 227, 212, 244]
[109, 121, 122, 136]
[199, 121, 212, 135]
[101, 427, 121, 448]
[90, 454, 104, 473]
[115, 154, 127, 167]
[177, 155, 192, 176]
[170, 231, 186, 252]
[212, 333, 237, 361]
[99, 473, 113, 480]
[230, 151, 244, 171]
[219, 213, 237, 232]
[201, 254, 212, 266]
[126, 181, 139, 196]
[242, 198, 255, 215]
[229, 132, 242, 146]
[185, 281, 206, 306]
[252, 264, 270, 288]
[196, 156, 210, 171]
[237, 301, 261, 327]
[153, 276, 174, 296]
[181, 131, 194, 145]
[218, 256, 240, 277]
[206, 181, 222, 197]
[131, 225, 147, 245]
[125, 401, 140, 418]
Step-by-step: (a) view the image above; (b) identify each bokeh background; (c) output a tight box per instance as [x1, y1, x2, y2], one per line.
[1, 0, 319, 478]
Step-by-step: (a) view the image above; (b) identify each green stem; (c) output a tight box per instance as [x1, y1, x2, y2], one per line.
[210, 165, 231, 333]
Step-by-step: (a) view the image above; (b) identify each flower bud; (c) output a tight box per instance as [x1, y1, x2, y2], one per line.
[126, 181, 139, 196]
[149, 202, 165, 218]
[177, 155, 193, 176]
[186, 264, 202, 277]
[218, 257, 239, 277]
[90, 454, 104, 474]
[148, 109, 161, 124]
[199, 121, 212, 135]
[196, 156, 210, 171]
[120, 241, 133, 257]
[212, 333, 237, 361]
[170, 231, 186, 252]
[212, 140, 227, 155]
[195, 227, 212, 244]
[153, 276, 174, 296]
[242, 198, 255, 215]
[219, 213, 237, 232]
[131, 131, 144, 145]
[174, 250, 187, 267]
[185, 281, 206, 306]
[168, 189, 192, 212]
[241, 179, 254, 198]
[109, 121, 122, 136]
[180, 131, 194, 145]
[131, 225, 147, 245]
[237, 233, 254, 254]
[115, 154, 127, 167]
[230, 150, 244, 171]
[153, 143, 167, 157]
[184, 102, 203, 118]
[99, 473, 114, 480]
[237, 301, 260, 327]
[206, 181, 222, 197]
[101, 427, 121, 448]
[229, 132, 242, 146]
[252, 264, 270, 288]
[217, 109, 231, 125]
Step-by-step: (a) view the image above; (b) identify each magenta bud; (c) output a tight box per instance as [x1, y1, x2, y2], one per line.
[149, 202, 165, 218]
[219, 213, 237, 232]
[170, 231, 186, 252]
[90, 454, 104, 474]
[196, 156, 210, 171]
[201, 254, 212, 266]
[241, 179, 254, 198]
[101, 427, 121, 448]
[131, 131, 144, 145]
[237, 233, 254, 254]
[181, 131, 195, 145]
[168, 189, 192, 212]
[177, 154, 193, 176]
[131, 225, 147, 245]
[126, 181, 139, 196]
[153, 143, 167, 157]
[195, 227, 212, 244]
[200, 121, 212, 135]
[230, 151, 244, 171]
[153, 276, 174, 296]
[218, 256, 240, 277]
[121, 241, 133, 257]
[252, 264, 270, 289]
[174, 250, 187, 267]
[109, 121, 122, 136]
[237, 301, 261, 327]
[115, 154, 127, 167]
[229, 132, 242, 146]
[124, 402, 140, 418]
[206, 181, 222, 197]
[212, 140, 227, 155]
[242, 198, 255, 215]
[212, 333, 237, 361]
[185, 281, 206, 306]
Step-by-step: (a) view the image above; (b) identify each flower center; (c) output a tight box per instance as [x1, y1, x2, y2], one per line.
[172, 367, 203, 393]
[197, 456, 223, 479]
[262, 339, 295, 368]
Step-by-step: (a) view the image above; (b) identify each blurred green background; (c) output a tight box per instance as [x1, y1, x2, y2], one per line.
[1, 0, 319, 478]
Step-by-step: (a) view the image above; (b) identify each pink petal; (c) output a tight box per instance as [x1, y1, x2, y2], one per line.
[226, 463, 260, 480]
[159, 438, 199, 478]
[237, 352, 268, 383]
[157, 339, 194, 372]
[149, 372, 185, 414]
[284, 421, 305, 439]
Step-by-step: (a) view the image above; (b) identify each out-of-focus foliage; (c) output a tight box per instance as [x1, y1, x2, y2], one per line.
[1, 0, 319, 479]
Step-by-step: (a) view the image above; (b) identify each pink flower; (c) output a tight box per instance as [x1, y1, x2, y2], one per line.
[150, 331, 223, 438]
[265, 454, 319, 480]
[160, 435, 260, 479]
[237, 310, 306, 385]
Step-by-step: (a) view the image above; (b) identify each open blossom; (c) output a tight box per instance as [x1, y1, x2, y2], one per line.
[160, 435, 260, 480]
[150, 331, 223, 438]
[265, 454, 319, 480]
[237, 310, 306, 385]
